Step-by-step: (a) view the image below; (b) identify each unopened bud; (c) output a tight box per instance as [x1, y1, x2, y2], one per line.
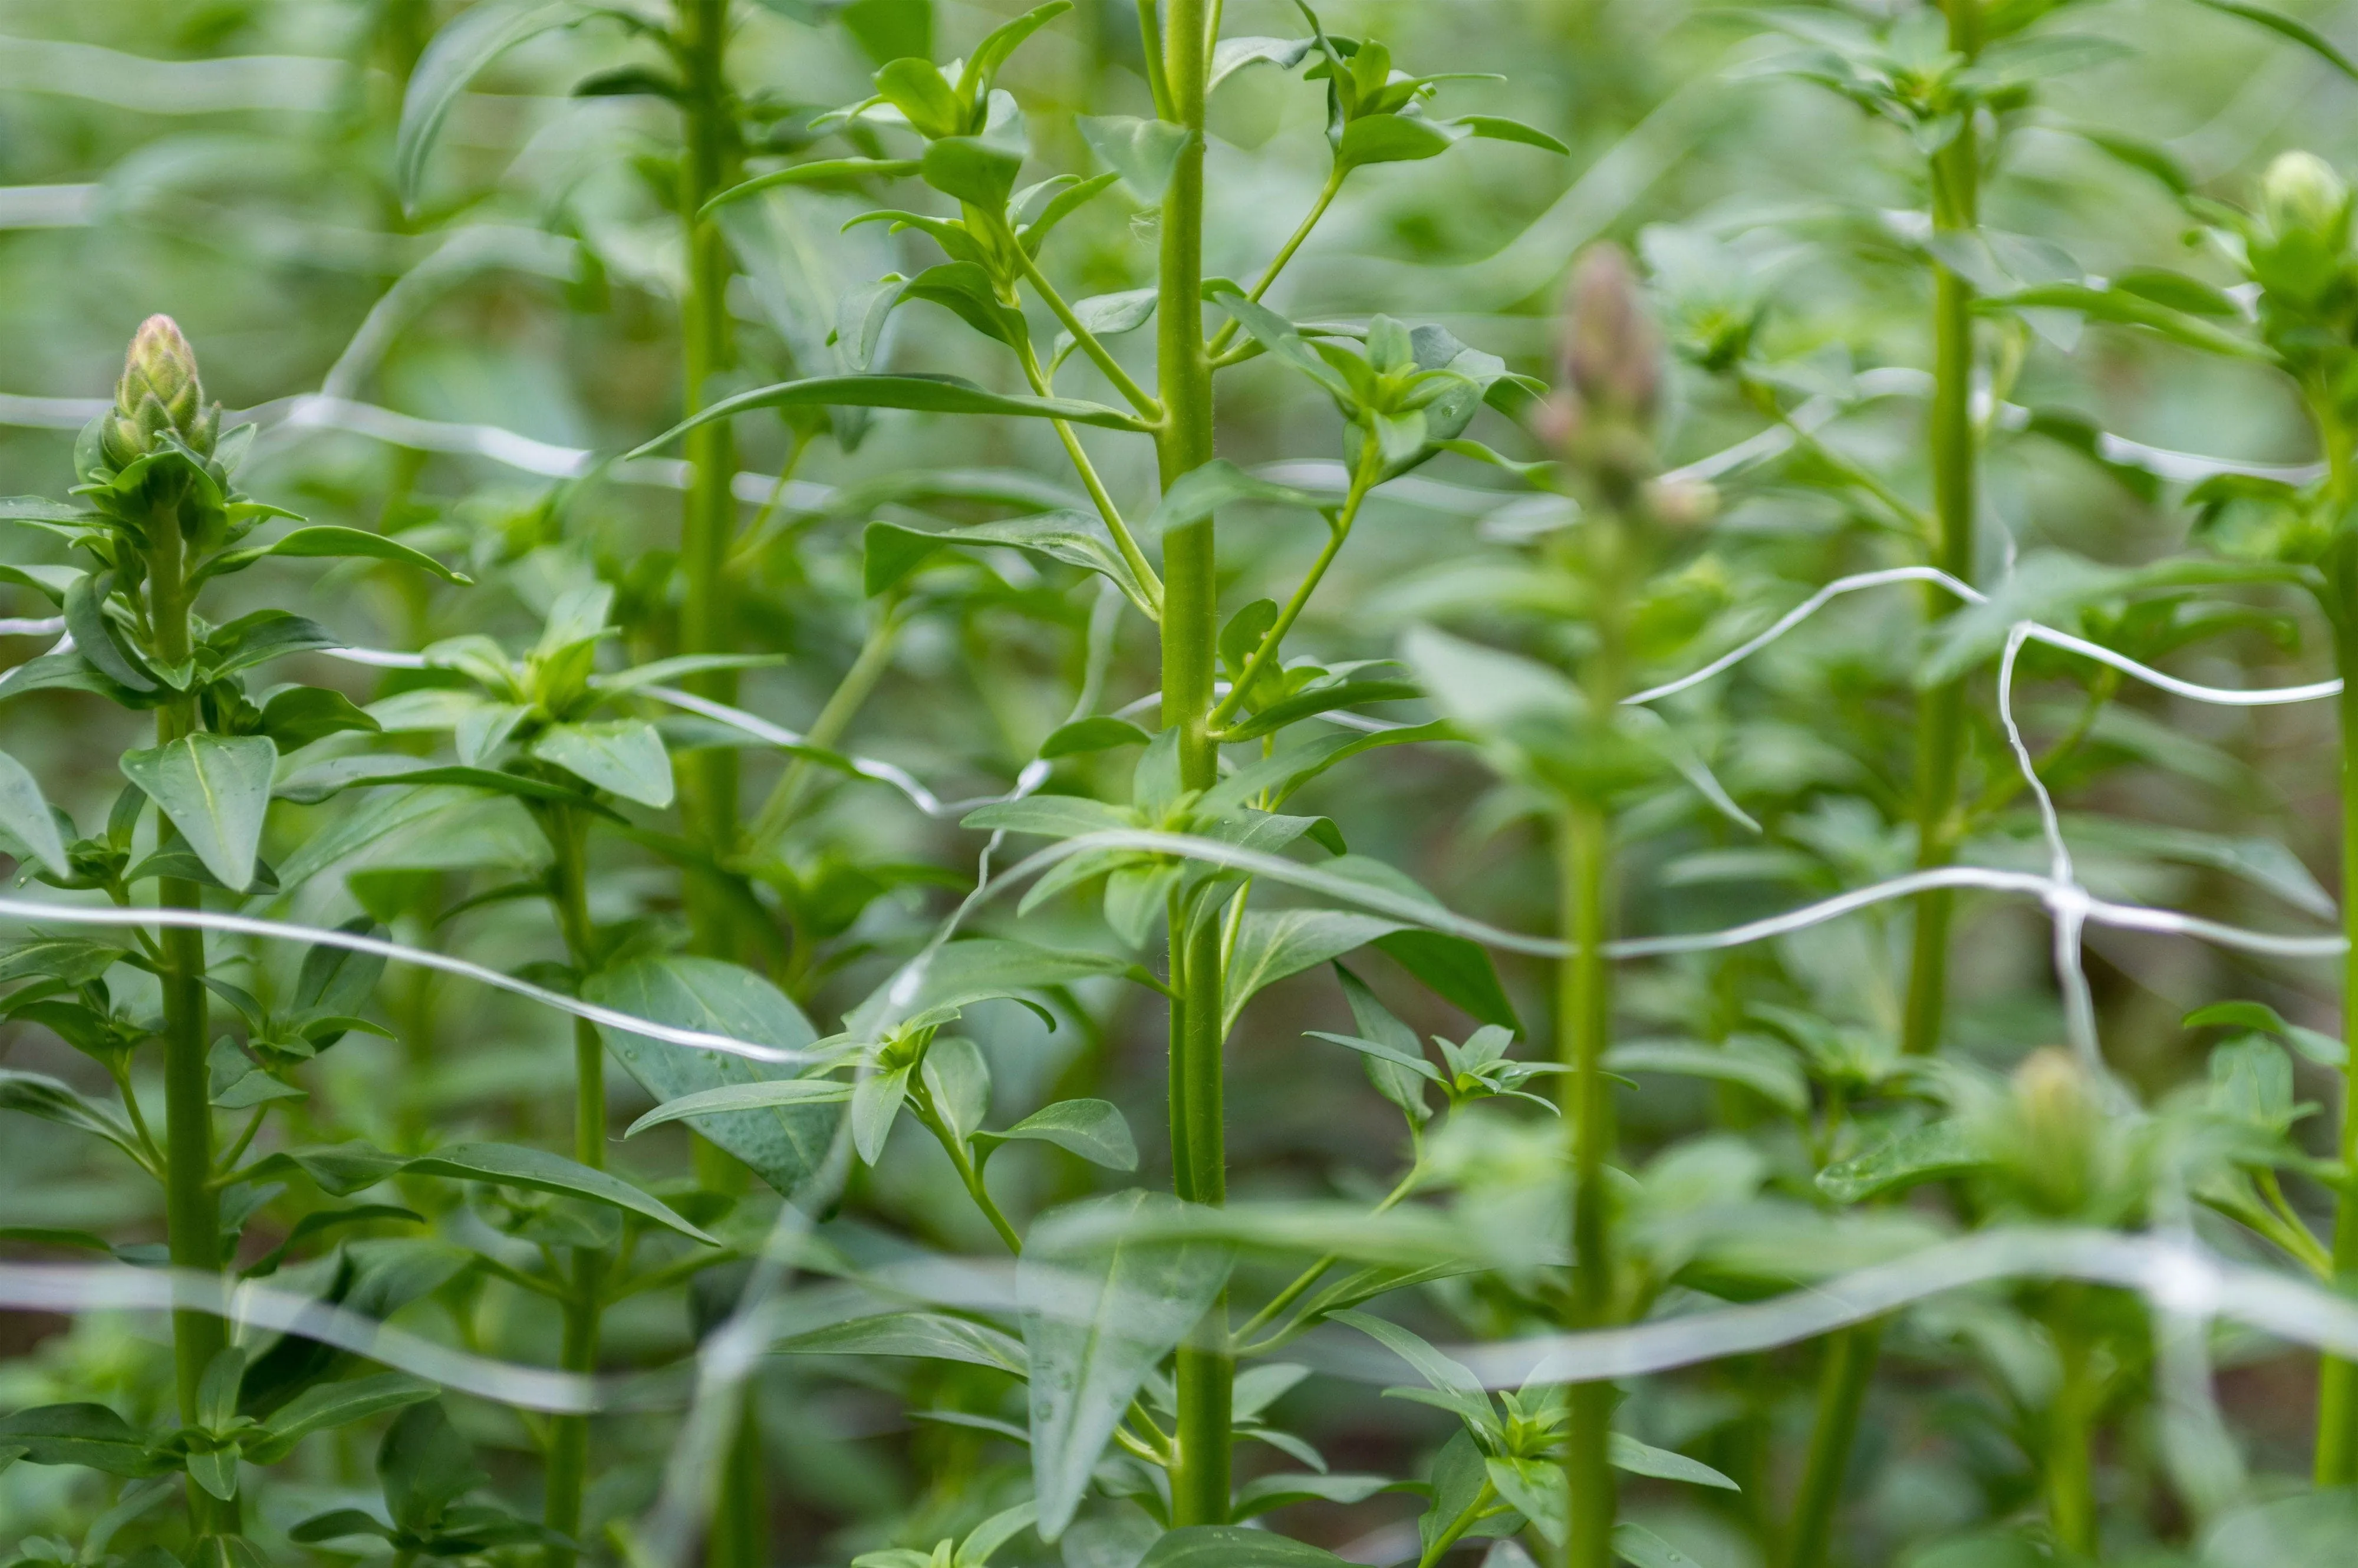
[101, 315, 218, 469]
[1559, 245, 1662, 428]
[1642, 477, 1718, 529]
[2262, 150, 2350, 246]
[1999, 1047, 2103, 1215]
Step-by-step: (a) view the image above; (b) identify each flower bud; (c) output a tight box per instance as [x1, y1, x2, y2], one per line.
[2261, 150, 2350, 246]
[100, 315, 219, 469]
[1642, 477, 1718, 529]
[1558, 244, 1662, 429]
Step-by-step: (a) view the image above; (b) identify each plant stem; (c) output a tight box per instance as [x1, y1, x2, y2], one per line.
[1786, 7, 1981, 1557]
[2046, 1302, 2099, 1557]
[149, 496, 236, 1538]
[1156, 0, 1229, 1526]
[544, 806, 606, 1568]
[1779, 1322, 1881, 1568]
[676, 0, 746, 961]
[746, 604, 905, 854]
[2311, 375, 2358, 1485]
[1205, 165, 1341, 360]
[1415, 1478, 1497, 1568]
[1207, 444, 1377, 732]
[1557, 485, 1631, 1568]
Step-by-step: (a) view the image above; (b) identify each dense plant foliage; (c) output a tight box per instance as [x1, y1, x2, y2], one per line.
[20, 2, 2358, 1566]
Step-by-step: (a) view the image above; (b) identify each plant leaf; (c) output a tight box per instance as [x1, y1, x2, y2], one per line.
[0, 749, 69, 878]
[1609, 1432, 1740, 1490]
[1078, 115, 1196, 202]
[1224, 911, 1402, 1035]
[778, 1311, 1028, 1375]
[118, 734, 278, 892]
[528, 720, 674, 808]
[588, 955, 838, 1195]
[1023, 1191, 1234, 1537]
[976, 1098, 1138, 1171]
[403, 1142, 716, 1243]
[1135, 1528, 1349, 1568]
[0, 1404, 172, 1476]
[630, 375, 1150, 459]
[243, 1374, 439, 1464]
[396, 0, 588, 207]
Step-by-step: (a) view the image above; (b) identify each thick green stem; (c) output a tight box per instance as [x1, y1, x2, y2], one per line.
[2319, 623, 2358, 1483]
[1560, 799, 1616, 1568]
[1788, 6, 1981, 1554]
[1156, 0, 1229, 1525]
[2047, 1308, 2100, 1559]
[1779, 1322, 1881, 1568]
[544, 811, 607, 1568]
[150, 499, 236, 1537]
[677, 0, 746, 958]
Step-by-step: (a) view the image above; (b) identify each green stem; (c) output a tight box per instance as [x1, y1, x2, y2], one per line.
[1017, 247, 1162, 419]
[1015, 332, 1164, 609]
[2046, 1305, 2099, 1558]
[1415, 1479, 1498, 1568]
[676, 0, 746, 961]
[1157, 0, 1229, 1526]
[1234, 1156, 1420, 1350]
[1207, 443, 1377, 732]
[149, 494, 236, 1538]
[2320, 619, 2358, 1482]
[1779, 1322, 1881, 1568]
[1560, 798, 1615, 1568]
[1788, 6, 1981, 1554]
[911, 1081, 1024, 1254]
[543, 808, 607, 1568]
[1206, 165, 1342, 360]
[746, 604, 906, 854]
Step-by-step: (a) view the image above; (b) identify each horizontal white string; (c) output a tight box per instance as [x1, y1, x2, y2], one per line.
[0, 897, 822, 1065]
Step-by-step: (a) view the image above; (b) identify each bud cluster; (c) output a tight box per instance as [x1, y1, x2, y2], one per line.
[1536, 245, 1715, 526]
[98, 314, 220, 470]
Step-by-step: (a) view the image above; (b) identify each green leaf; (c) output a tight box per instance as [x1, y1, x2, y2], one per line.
[1218, 678, 1420, 742]
[64, 574, 156, 693]
[1338, 114, 1462, 169]
[0, 749, 69, 878]
[874, 56, 966, 138]
[0, 1404, 172, 1477]
[403, 1142, 717, 1244]
[1816, 1120, 1988, 1204]
[203, 525, 470, 586]
[2187, 0, 2358, 79]
[2186, 1000, 2345, 1066]
[0, 1068, 140, 1155]
[1230, 1473, 1398, 1519]
[1078, 115, 1196, 202]
[1023, 1191, 1234, 1537]
[259, 687, 381, 752]
[590, 956, 838, 1196]
[200, 611, 341, 679]
[1224, 911, 1402, 1034]
[624, 1078, 855, 1136]
[1987, 282, 2268, 360]
[702, 159, 923, 218]
[1605, 1037, 1809, 1116]
[1040, 716, 1152, 758]
[630, 375, 1148, 462]
[528, 720, 674, 808]
[396, 0, 588, 206]
[839, 0, 932, 65]
[1613, 1522, 1706, 1568]
[1204, 286, 1357, 404]
[118, 734, 277, 892]
[1135, 1529, 1349, 1568]
[378, 1401, 485, 1533]
[245, 1141, 409, 1197]
[1486, 1454, 1567, 1545]
[0, 938, 125, 987]
[866, 511, 1154, 615]
[957, 1, 1072, 102]
[1329, 1309, 1493, 1429]
[243, 1374, 439, 1465]
[961, 794, 1135, 839]
[975, 1098, 1138, 1170]
[921, 136, 1026, 209]
[1609, 1432, 1740, 1490]
[1451, 114, 1570, 153]
[778, 1310, 1028, 1374]
[1372, 930, 1521, 1033]
[1146, 459, 1333, 538]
